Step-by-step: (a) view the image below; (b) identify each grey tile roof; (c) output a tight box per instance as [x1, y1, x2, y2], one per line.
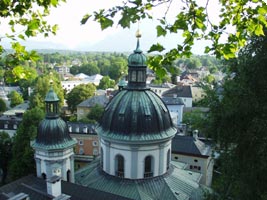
[0, 175, 132, 200]
[162, 97, 184, 105]
[162, 86, 192, 98]
[75, 159, 204, 200]
[67, 122, 97, 135]
[77, 95, 109, 108]
[172, 135, 211, 157]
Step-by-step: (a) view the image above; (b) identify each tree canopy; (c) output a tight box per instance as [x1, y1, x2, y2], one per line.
[206, 30, 267, 199]
[87, 103, 105, 123]
[66, 83, 96, 113]
[29, 72, 64, 110]
[8, 91, 24, 108]
[0, 0, 64, 83]
[0, 131, 12, 185]
[98, 76, 115, 90]
[0, 98, 7, 113]
[9, 107, 45, 180]
[83, 0, 267, 77]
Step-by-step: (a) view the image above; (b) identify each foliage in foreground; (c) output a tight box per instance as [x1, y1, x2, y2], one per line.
[207, 30, 267, 199]
[9, 107, 44, 180]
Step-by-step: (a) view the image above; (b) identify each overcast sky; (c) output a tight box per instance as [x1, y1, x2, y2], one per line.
[1, 0, 222, 54]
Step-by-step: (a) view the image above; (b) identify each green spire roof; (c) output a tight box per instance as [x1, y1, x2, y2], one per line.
[45, 87, 59, 102]
[33, 86, 76, 149]
[127, 30, 147, 67]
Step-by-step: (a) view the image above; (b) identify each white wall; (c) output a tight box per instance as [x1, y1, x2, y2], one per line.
[171, 153, 213, 186]
[101, 138, 172, 179]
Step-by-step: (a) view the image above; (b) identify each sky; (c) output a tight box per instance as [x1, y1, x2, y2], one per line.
[1, 0, 222, 54]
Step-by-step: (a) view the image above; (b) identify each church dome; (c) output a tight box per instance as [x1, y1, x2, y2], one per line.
[36, 118, 72, 145]
[34, 87, 74, 147]
[98, 89, 176, 141]
[97, 32, 176, 142]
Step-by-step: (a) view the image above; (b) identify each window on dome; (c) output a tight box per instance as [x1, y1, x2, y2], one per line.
[130, 71, 137, 82]
[115, 154, 124, 178]
[137, 70, 145, 82]
[144, 156, 153, 178]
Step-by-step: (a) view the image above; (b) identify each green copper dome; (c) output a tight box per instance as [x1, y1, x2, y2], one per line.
[128, 39, 147, 67]
[45, 87, 59, 102]
[97, 89, 176, 142]
[34, 87, 75, 148]
[97, 33, 176, 142]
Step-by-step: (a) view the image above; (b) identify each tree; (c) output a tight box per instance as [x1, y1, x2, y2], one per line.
[98, 76, 115, 90]
[185, 58, 202, 70]
[0, 98, 6, 113]
[66, 83, 96, 113]
[8, 91, 24, 108]
[183, 109, 208, 136]
[0, 131, 12, 185]
[87, 104, 105, 123]
[9, 107, 45, 180]
[82, 0, 267, 77]
[207, 30, 267, 199]
[29, 73, 64, 110]
[1, 0, 64, 83]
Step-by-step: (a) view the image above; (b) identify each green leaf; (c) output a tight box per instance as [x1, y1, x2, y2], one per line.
[18, 34, 25, 40]
[51, 24, 58, 34]
[258, 7, 267, 15]
[156, 25, 167, 37]
[147, 43, 165, 53]
[255, 24, 264, 36]
[51, 0, 58, 7]
[81, 14, 91, 25]
[100, 17, 113, 30]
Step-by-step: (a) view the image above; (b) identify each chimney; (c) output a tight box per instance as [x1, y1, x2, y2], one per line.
[47, 176, 62, 198]
[193, 130, 199, 140]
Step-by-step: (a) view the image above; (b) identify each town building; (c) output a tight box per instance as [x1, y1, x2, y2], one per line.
[0, 102, 29, 137]
[161, 96, 184, 126]
[67, 122, 99, 169]
[61, 74, 103, 93]
[148, 82, 176, 97]
[162, 85, 193, 107]
[76, 95, 109, 121]
[171, 133, 214, 187]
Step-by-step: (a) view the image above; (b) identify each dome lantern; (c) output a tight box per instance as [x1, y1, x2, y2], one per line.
[127, 29, 147, 89]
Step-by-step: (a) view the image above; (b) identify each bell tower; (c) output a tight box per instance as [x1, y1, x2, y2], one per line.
[32, 85, 76, 182]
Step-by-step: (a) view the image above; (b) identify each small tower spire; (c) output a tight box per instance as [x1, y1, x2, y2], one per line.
[127, 25, 147, 89]
[45, 80, 59, 118]
[135, 22, 142, 53]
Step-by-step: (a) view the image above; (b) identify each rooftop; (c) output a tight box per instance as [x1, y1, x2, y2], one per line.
[0, 175, 131, 200]
[172, 135, 212, 158]
[162, 86, 192, 98]
[75, 159, 204, 200]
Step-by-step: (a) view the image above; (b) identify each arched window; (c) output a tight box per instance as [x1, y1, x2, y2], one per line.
[115, 155, 124, 178]
[100, 148, 104, 169]
[42, 173, 46, 180]
[167, 149, 170, 170]
[144, 156, 153, 178]
[67, 170, 71, 182]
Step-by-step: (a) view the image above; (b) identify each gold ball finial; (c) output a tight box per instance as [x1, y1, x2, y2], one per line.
[136, 29, 142, 38]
